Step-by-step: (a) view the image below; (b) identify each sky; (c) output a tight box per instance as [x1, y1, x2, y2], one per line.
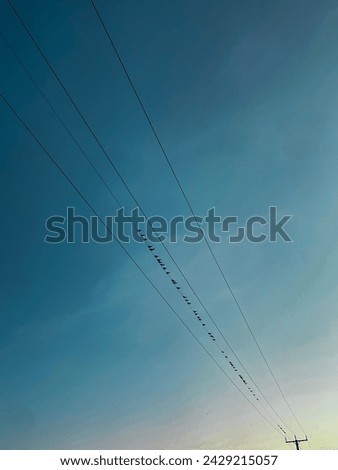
[1, 0, 338, 450]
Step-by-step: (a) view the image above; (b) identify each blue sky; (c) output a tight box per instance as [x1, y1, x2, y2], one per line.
[1, 0, 338, 449]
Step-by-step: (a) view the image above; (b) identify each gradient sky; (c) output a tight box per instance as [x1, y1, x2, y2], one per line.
[1, 0, 338, 450]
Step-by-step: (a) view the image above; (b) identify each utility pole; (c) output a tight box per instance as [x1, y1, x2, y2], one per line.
[285, 435, 308, 450]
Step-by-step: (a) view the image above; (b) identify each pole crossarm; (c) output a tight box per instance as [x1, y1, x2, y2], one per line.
[285, 435, 308, 450]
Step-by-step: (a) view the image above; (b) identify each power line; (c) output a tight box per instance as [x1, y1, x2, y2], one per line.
[1, 12, 295, 435]
[89, 0, 306, 435]
[1, 93, 285, 439]
[3, 3, 298, 434]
